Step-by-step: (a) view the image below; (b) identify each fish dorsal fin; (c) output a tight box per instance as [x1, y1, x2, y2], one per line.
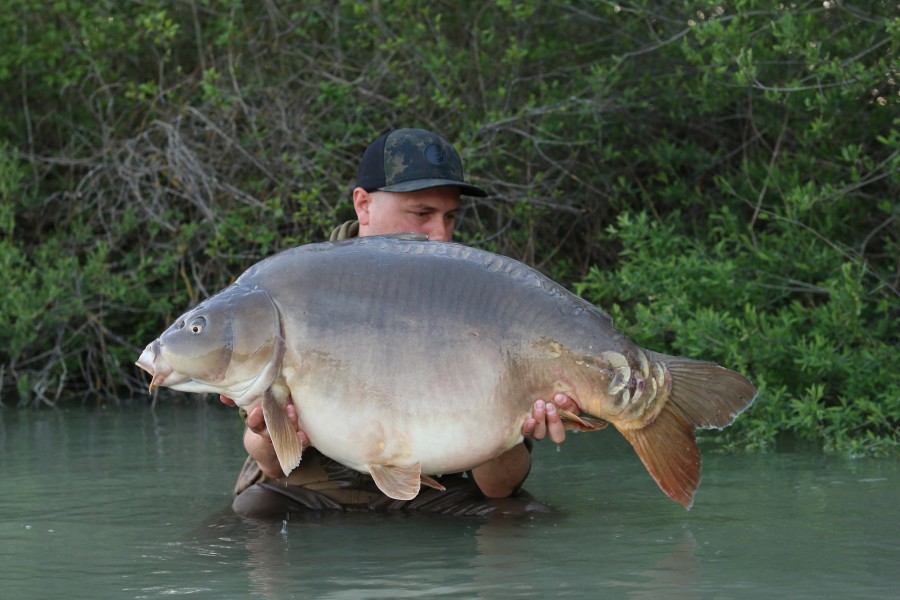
[262, 387, 304, 476]
[380, 232, 429, 242]
[369, 462, 423, 500]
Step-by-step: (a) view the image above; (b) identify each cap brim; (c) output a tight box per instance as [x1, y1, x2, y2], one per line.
[379, 178, 488, 197]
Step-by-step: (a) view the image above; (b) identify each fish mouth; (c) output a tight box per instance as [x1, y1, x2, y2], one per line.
[135, 343, 189, 394]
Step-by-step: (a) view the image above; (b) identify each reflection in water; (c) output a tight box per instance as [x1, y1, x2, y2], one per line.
[609, 529, 701, 599]
[1, 406, 898, 599]
[211, 501, 705, 599]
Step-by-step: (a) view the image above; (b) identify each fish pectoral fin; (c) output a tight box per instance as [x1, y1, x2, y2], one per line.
[558, 409, 608, 432]
[420, 475, 446, 492]
[368, 463, 423, 501]
[262, 388, 303, 476]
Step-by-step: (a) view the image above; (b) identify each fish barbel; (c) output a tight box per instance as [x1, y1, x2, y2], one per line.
[136, 234, 756, 508]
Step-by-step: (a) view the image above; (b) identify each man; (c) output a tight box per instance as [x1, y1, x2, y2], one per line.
[226, 128, 576, 517]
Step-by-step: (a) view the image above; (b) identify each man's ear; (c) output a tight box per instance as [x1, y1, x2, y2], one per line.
[353, 188, 371, 226]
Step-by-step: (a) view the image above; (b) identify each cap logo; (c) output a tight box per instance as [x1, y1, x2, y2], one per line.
[423, 144, 447, 166]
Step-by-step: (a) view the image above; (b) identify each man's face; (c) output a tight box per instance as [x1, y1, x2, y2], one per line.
[354, 186, 461, 242]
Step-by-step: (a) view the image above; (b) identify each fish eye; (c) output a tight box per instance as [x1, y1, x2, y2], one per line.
[189, 317, 207, 334]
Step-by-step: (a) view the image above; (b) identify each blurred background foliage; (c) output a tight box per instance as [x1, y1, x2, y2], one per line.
[0, 0, 896, 456]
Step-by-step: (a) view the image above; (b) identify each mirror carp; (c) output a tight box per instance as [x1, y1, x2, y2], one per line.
[136, 234, 756, 509]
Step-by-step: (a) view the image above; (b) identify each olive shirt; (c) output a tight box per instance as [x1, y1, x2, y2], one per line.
[328, 219, 360, 241]
[230, 221, 546, 518]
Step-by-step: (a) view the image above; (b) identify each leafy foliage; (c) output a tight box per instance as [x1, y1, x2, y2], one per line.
[576, 210, 898, 456]
[0, 2, 896, 455]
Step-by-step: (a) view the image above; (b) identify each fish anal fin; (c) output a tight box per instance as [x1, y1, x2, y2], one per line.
[261, 388, 303, 476]
[369, 463, 423, 500]
[617, 408, 700, 510]
[420, 475, 446, 492]
[558, 408, 608, 432]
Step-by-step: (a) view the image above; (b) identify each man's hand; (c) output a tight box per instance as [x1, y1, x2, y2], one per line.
[220, 394, 310, 479]
[244, 403, 311, 448]
[521, 393, 579, 445]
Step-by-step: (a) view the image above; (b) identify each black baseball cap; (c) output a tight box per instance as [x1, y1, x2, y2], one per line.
[355, 128, 488, 197]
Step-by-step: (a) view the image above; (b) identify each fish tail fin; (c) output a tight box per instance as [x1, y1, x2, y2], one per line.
[617, 352, 757, 509]
[617, 405, 700, 509]
[262, 387, 304, 476]
[648, 351, 758, 430]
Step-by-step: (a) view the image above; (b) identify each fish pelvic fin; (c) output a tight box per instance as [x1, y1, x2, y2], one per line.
[369, 463, 423, 500]
[262, 387, 303, 476]
[617, 352, 757, 510]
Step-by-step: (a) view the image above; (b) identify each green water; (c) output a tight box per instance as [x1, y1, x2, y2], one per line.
[1, 404, 897, 599]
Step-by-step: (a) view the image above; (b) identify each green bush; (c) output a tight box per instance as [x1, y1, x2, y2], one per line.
[576, 210, 898, 457]
[0, 2, 896, 456]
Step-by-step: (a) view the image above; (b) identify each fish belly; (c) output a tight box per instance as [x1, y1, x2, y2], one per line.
[283, 333, 533, 476]
[248, 238, 617, 477]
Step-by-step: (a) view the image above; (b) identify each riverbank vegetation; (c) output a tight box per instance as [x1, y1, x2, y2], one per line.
[1, 1, 896, 456]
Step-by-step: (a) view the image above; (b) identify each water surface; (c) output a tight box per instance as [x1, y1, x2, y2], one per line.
[1, 404, 897, 599]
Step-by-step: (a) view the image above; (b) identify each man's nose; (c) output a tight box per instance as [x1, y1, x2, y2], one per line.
[428, 219, 453, 242]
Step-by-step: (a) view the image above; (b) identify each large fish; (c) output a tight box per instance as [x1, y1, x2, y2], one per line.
[136, 234, 756, 509]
